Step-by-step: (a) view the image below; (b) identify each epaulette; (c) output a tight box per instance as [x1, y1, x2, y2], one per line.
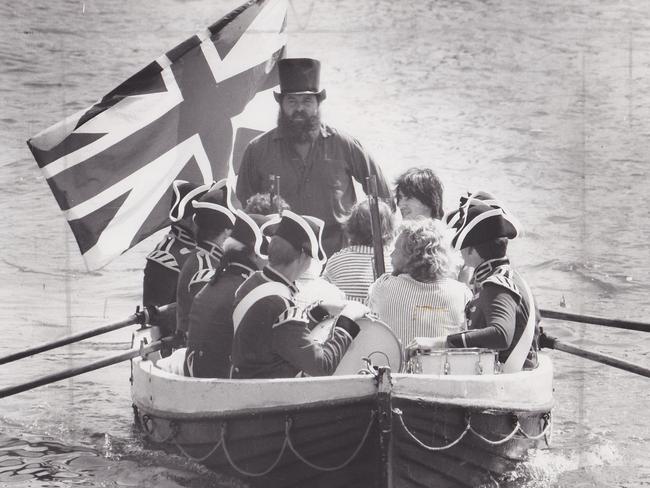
[273, 305, 308, 328]
[483, 268, 521, 300]
[146, 235, 180, 272]
[188, 253, 217, 290]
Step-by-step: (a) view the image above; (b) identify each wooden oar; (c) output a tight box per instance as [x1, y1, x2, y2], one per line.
[540, 309, 650, 333]
[0, 337, 173, 399]
[0, 304, 176, 366]
[539, 331, 650, 378]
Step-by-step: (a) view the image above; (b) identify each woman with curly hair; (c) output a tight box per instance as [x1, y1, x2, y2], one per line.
[368, 219, 471, 346]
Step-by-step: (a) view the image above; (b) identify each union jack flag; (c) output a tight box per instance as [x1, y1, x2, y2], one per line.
[27, 0, 288, 270]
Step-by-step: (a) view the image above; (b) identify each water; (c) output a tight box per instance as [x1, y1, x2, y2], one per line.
[1, 0, 649, 486]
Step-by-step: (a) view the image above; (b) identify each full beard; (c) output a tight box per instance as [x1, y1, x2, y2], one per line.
[277, 109, 321, 143]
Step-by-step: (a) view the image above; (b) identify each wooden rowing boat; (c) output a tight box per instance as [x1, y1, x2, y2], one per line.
[130, 327, 553, 487]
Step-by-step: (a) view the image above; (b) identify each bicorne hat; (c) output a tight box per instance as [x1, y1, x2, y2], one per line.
[273, 58, 327, 103]
[272, 210, 326, 262]
[447, 191, 520, 250]
[230, 210, 281, 259]
[192, 179, 236, 230]
[168, 180, 211, 222]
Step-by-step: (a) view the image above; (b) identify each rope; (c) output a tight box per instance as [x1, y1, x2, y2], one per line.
[394, 408, 552, 450]
[518, 413, 553, 441]
[469, 422, 521, 445]
[393, 408, 470, 451]
[221, 422, 289, 477]
[173, 437, 223, 462]
[285, 411, 376, 471]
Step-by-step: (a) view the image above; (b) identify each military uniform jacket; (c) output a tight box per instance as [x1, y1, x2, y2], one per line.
[231, 266, 354, 379]
[175, 241, 224, 339]
[142, 225, 195, 308]
[185, 253, 257, 378]
[447, 257, 540, 369]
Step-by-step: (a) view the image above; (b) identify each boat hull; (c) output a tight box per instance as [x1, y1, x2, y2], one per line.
[130, 334, 552, 488]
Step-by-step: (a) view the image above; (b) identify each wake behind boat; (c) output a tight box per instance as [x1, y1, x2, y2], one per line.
[130, 326, 553, 487]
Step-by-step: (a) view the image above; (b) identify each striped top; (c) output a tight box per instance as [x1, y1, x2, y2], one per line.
[322, 245, 393, 302]
[368, 274, 471, 346]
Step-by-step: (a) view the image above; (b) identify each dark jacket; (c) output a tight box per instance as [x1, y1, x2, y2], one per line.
[185, 253, 257, 378]
[231, 266, 359, 379]
[175, 241, 224, 342]
[142, 225, 195, 335]
[447, 258, 540, 370]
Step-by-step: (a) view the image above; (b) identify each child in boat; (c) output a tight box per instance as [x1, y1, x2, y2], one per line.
[322, 199, 395, 303]
[367, 219, 471, 347]
[409, 194, 540, 372]
[231, 211, 367, 379]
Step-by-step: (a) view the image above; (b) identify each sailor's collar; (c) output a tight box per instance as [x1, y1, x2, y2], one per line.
[471, 257, 511, 288]
[196, 240, 224, 261]
[262, 265, 299, 295]
[272, 124, 333, 141]
[170, 225, 195, 246]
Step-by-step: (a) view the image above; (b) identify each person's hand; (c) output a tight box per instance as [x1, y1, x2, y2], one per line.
[318, 298, 346, 316]
[405, 336, 448, 353]
[339, 301, 370, 322]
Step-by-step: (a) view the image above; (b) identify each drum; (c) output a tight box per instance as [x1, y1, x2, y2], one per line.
[408, 348, 498, 375]
[309, 315, 403, 375]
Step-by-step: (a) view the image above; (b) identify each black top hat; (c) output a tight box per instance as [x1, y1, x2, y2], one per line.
[192, 179, 236, 230]
[230, 210, 281, 259]
[273, 210, 326, 261]
[273, 58, 327, 102]
[169, 180, 211, 222]
[449, 196, 519, 250]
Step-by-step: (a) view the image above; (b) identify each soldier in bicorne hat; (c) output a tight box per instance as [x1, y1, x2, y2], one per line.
[142, 180, 210, 336]
[409, 193, 540, 373]
[236, 57, 392, 258]
[175, 179, 236, 344]
[231, 210, 368, 379]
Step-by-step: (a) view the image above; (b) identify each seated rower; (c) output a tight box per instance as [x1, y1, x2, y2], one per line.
[175, 180, 236, 344]
[323, 200, 395, 303]
[410, 194, 540, 372]
[231, 210, 367, 379]
[184, 210, 278, 378]
[368, 219, 471, 347]
[142, 180, 210, 336]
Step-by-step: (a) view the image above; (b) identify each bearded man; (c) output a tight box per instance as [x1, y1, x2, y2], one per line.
[236, 58, 392, 257]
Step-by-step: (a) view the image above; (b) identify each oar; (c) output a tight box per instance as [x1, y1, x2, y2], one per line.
[539, 330, 650, 378]
[0, 336, 173, 399]
[0, 304, 176, 366]
[540, 309, 650, 333]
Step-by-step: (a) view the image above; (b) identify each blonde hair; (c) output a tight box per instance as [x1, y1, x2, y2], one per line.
[398, 220, 459, 282]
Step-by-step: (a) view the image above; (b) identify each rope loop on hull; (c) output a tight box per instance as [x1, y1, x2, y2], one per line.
[393, 408, 552, 450]
[285, 410, 376, 471]
[139, 409, 376, 476]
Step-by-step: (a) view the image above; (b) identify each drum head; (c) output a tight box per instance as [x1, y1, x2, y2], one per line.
[309, 316, 403, 375]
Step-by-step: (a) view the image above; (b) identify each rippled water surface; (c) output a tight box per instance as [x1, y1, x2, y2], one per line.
[1, 0, 649, 486]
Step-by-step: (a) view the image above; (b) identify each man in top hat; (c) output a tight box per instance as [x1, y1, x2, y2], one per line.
[175, 179, 236, 344]
[142, 180, 210, 335]
[231, 210, 368, 379]
[184, 209, 279, 378]
[409, 193, 539, 373]
[236, 57, 392, 258]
